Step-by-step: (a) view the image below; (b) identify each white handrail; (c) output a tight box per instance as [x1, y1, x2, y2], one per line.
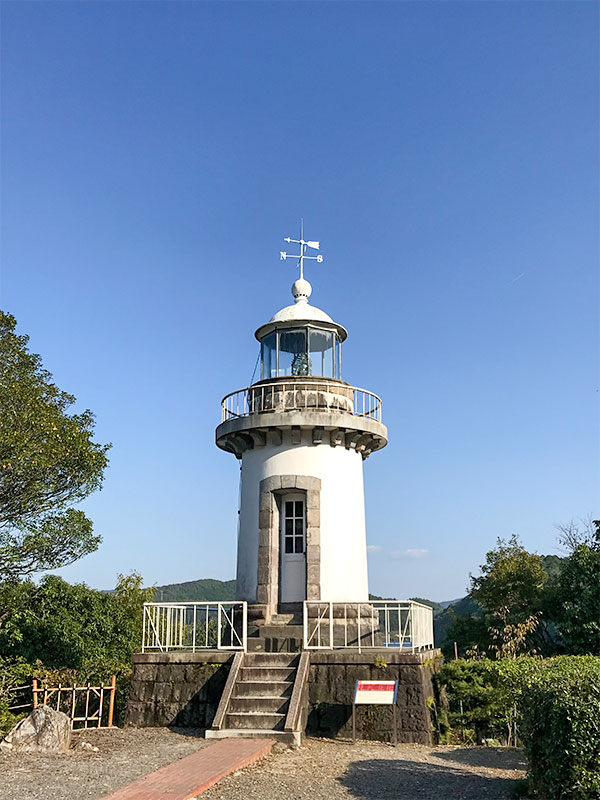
[142, 602, 247, 653]
[221, 381, 383, 423]
[303, 601, 434, 653]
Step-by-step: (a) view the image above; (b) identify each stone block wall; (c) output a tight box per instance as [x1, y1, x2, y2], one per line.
[126, 653, 231, 728]
[126, 649, 441, 743]
[306, 651, 441, 744]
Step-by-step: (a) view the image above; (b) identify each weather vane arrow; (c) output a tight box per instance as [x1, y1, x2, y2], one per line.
[280, 219, 323, 280]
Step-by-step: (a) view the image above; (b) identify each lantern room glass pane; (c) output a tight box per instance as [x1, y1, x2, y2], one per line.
[279, 329, 308, 376]
[261, 333, 277, 379]
[309, 329, 334, 378]
[336, 337, 342, 379]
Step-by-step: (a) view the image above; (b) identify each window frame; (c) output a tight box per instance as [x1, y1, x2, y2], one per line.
[282, 496, 306, 555]
[260, 325, 342, 380]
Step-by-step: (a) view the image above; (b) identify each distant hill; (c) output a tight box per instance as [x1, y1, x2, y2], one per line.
[433, 595, 482, 647]
[410, 597, 444, 614]
[153, 578, 236, 602]
[541, 554, 563, 579]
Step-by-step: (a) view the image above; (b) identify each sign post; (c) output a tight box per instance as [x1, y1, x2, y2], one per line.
[352, 680, 398, 746]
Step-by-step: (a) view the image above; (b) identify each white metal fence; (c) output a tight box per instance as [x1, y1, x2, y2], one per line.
[303, 601, 434, 653]
[222, 382, 382, 422]
[142, 602, 247, 653]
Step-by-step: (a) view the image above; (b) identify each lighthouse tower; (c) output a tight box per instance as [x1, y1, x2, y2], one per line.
[216, 231, 387, 628]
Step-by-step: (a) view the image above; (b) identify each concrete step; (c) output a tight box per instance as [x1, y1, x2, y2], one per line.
[205, 729, 302, 747]
[225, 711, 286, 730]
[246, 625, 304, 654]
[240, 666, 297, 682]
[229, 696, 290, 714]
[255, 625, 304, 639]
[270, 612, 303, 625]
[234, 680, 293, 698]
[247, 637, 302, 654]
[244, 653, 299, 667]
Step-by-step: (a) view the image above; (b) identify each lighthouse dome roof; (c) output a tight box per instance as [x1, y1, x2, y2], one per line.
[255, 279, 347, 341]
[270, 302, 334, 325]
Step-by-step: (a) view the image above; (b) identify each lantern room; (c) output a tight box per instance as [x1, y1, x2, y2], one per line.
[254, 278, 347, 380]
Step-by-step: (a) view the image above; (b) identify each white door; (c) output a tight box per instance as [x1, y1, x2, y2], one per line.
[280, 494, 306, 603]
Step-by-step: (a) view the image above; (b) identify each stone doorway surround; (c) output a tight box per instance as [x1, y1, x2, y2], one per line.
[256, 475, 321, 624]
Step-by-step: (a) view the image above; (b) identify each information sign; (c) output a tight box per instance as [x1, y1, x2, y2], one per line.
[352, 680, 399, 744]
[354, 680, 398, 705]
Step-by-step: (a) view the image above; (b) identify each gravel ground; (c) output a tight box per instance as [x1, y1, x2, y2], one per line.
[203, 738, 527, 800]
[0, 727, 210, 800]
[0, 730, 526, 800]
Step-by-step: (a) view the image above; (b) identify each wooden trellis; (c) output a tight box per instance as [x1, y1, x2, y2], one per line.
[31, 675, 117, 729]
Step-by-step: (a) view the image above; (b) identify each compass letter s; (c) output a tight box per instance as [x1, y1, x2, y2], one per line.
[316, 255, 323, 263]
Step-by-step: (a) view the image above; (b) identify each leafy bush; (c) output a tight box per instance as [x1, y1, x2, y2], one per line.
[545, 531, 600, 655]
[438, 656, 600, 798]
[0, 572, 153, 668]
[437, 657, 542, 744]
[0, 571, 153, 732]
[0, 657, 34, 735]
[518, 656, 600, 799]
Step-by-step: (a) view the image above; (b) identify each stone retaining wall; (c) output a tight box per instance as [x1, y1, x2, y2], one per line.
[307, 651, 441, 744]
[126, 653, 231, 728]
[126, 649, 441, 742]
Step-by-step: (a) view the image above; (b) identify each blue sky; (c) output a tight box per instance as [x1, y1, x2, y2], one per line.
[1, 1, 597, 600]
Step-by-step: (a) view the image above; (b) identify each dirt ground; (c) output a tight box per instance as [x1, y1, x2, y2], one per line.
[0, 728, 526, 800]
[203, 738, 527, 800]
[0, 727, 210, 800]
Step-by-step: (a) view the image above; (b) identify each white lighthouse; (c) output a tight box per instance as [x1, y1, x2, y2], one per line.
[216, 230, 388, 627]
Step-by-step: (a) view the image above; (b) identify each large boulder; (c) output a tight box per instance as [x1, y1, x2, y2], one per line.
[1, 705, 71, 753]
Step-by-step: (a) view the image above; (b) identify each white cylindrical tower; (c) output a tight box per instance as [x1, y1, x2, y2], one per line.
[216, 278, 387, 624]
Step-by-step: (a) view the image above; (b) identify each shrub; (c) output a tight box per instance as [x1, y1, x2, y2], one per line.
[518, 656, 600, 799]
[437, 657, 542, 744]
[0, 571, 153, 732]
[438, 656, 600, 797]
[0, 658, 34, 735]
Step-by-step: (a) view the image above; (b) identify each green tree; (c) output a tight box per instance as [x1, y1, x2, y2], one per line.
[0, 572, 154, 668]
[470, 535, 547, 624]
[546, 520, 600, 654]
[0, 311, 110, 582]
[0, 572, 154, 731]
[444, 536, 550, 658]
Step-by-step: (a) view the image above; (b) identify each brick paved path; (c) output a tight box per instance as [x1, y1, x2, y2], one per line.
[99, 737, 274, 800]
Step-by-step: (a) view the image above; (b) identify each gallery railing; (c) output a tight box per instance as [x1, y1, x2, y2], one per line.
[303, 600, 434, 653]
[221, 381, 382, 423]
[142, 602, 247, 653]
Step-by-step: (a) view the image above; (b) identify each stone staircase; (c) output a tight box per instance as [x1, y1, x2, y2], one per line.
[246, 611, 304, 653]
[206, 651, 309, 746]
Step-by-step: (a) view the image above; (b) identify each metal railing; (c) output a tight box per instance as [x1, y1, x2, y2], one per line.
[303, 601, 434, 653]
[222, 381, 382, 423]
[142, 602, 247, 653]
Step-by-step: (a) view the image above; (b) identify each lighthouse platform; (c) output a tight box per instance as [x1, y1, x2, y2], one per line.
[128, 598, 439, 745]
[126, 646, 441, 746]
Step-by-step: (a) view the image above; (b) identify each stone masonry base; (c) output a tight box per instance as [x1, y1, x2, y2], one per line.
[126, 650, 441, 744]
[126, 652, 232, 729]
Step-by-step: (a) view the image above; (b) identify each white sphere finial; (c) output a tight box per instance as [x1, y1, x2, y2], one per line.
[292, 278, 312, 304]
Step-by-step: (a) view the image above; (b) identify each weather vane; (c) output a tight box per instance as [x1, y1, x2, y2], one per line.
[280, 219, 323, 280]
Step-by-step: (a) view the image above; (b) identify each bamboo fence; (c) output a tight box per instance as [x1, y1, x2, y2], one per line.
[10, 675, 118, 729]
